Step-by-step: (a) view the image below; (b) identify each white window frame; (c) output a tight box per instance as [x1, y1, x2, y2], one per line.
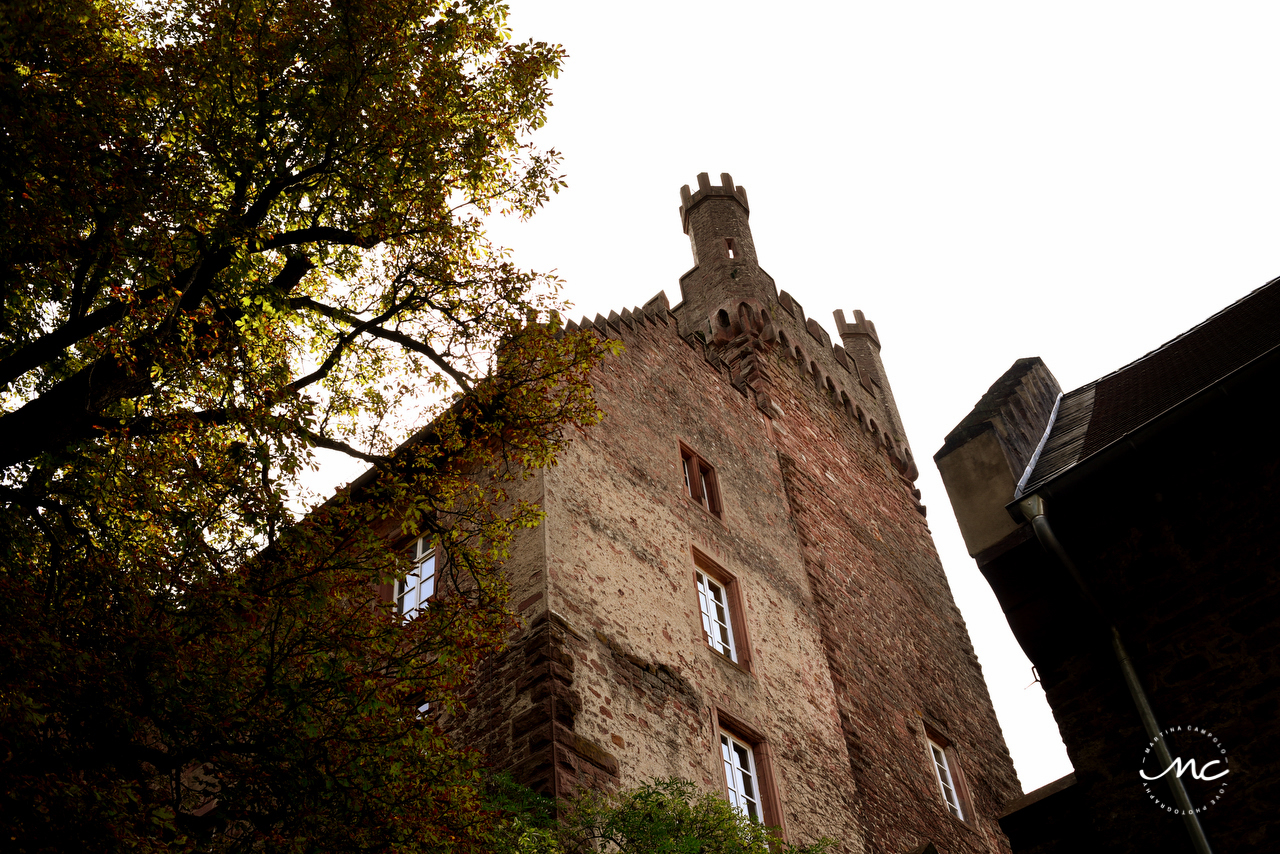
[720, 732, 761, 822]
[398, 537, 435, 617]
[929, 738, 964, 820]
[696, 570, 737, 662]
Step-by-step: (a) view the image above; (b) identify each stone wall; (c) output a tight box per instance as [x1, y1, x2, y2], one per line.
[741, 311, 1022, 854]
[455, 292, 1022, 852]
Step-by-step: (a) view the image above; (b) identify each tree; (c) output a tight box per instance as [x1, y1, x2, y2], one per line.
[0, 0, 611, 850]
[498, 777, 833, 854]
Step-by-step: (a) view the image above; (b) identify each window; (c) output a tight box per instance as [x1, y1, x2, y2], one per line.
[696, 570, 737, 661]
[720, 732, 761, 821]
[681, 445, 721, 518]
[398, 536, 435, 616]
[929, 737, 965, 820]
[725, 237, 737, 259]
[692, 552, 750, 669]
[714, 715, 784, 835]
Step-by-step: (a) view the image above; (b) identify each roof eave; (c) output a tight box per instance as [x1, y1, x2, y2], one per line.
[1007, 339, 1280, 521]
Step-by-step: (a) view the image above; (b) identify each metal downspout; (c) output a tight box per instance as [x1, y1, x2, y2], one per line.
[1017, 494, 1213, 854]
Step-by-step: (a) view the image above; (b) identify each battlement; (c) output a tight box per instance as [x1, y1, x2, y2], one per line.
[679, 172, 750, 234]
[561, 290, 673, 337]
[561, 286, 922, 501]
[833, 308, 881, 351]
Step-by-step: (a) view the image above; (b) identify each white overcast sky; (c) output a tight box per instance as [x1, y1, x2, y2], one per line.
[323, 1, 1280, 792]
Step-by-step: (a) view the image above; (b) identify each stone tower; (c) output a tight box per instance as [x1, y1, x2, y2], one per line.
[677, 172, 771, 322]
[444, 174, 1021, 853]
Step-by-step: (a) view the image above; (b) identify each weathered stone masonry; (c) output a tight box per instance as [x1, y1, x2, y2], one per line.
[452, 174, 1021, 853]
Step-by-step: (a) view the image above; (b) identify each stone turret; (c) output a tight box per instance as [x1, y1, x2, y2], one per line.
[675, 172, 777, 334]
[834, 308, 907, 443]
[666, 172, 919, 491]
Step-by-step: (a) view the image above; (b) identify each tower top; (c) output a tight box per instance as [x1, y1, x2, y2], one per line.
[673, 171, 769, 336]
[679, 172, 749, 234]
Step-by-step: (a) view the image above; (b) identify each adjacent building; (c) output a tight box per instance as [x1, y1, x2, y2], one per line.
[935, 282, 1280, 852]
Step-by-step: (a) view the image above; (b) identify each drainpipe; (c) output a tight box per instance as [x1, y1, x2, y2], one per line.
[1016, 494, 1213, 854]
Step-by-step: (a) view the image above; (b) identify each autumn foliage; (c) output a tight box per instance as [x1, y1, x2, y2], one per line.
[491, 777, 833, 854]
[0, 0, 609, 850]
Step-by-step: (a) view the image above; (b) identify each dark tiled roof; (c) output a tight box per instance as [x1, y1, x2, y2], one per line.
[1082, 281, 1280, 455]
[1020, 384, 1094, 494]
[1023, 278, 1280, 494]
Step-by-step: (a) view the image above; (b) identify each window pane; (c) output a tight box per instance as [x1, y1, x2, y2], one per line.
[721, 737, 739, 808]
[400, 539, 436, 617]
[721, 734, 760, 821]
[930, 740, 963, 819]
[696, 573, 714, 639]
[706, 578, 735, 660]
[419, 551, 436, 600]
[734, 745, 756, 798]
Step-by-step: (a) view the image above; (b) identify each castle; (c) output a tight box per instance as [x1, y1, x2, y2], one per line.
[441, 174, 1023, 853]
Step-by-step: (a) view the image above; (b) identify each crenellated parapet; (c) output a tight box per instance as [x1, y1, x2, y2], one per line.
[771, 293, 916, 479]
[678, 172, 750, 234]
[569, 294, 921, 504]
[562, 290, 673, 337]
[768, 297, 921, 491]
[571, 292, 922, 516]
[700, 292, 922, 501]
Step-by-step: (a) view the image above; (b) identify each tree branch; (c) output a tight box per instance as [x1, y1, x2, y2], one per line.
[238, 160, 336, 230]
[299, 428, 386, 466]
[290, 296, 474, 390]
[0, 243, 232, 392]
[0, 288, 154, 391]
[260, 227, 377, 252]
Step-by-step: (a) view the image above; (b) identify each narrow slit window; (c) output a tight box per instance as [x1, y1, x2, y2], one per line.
[725, 238, 736, 259]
